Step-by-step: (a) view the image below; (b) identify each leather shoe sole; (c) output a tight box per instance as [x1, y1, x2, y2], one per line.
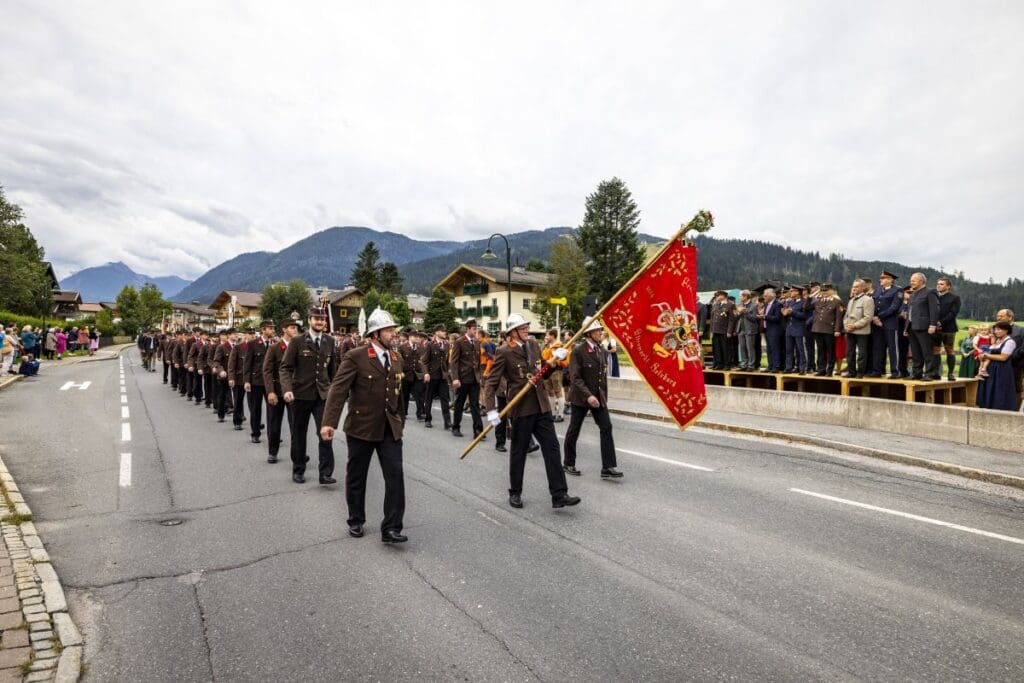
[348, 525, 364, 538]
[319, 476, 337, 485]
[495, 445, 507, 452]
[601, 469, 624, 478]
[508, 494, 523, 508]
[292, 474, 305, 484]
[552, 495, 581, 508]
[381, 530, 408, 543]
[563, 465, 581, 476]
[267, 457, 278, 463]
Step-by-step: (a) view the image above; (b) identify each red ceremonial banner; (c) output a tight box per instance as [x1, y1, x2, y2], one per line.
[602, 240, 707, 430]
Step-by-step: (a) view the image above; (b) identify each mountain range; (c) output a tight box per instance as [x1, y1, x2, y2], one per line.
[60, 262, 192, 302]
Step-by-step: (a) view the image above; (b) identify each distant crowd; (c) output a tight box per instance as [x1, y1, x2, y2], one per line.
[0, 324, 100, 377]
[700, 272, 1024, 412]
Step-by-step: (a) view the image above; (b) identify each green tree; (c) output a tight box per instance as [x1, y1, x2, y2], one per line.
[531, 236, 589, 330]
[526, 257, 551, 273]
[0, 186, 50, 315]
[423, 287, 458, 332]
[577, 177, 645, 304]
[115, 286, 142, 335]
[116, 283, 169, 335]
[362, 288, 382, 318]
[351, 241, 381, 293]
[363, 288, 412, 329]
[260, 279, 313, 324]
[378, 262, 404, 296]
[95, 308, 116, 336]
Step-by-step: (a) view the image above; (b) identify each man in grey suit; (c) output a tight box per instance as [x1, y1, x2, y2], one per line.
[735, 290, 760, 370]
[906, 272, 939, 381]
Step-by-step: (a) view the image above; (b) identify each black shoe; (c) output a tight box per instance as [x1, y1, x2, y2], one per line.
[267, 456, 278, 463]
[319, 476, 337, 485]
[416, 416, 425, 421]
[218, 417, 225, 423]
[866, 373, 882, 378]
[563, 465, 581, 476]
[601, 468, 624, 479]
[381, 529, 408, 544]
[424, 422, 433, 428]
[251, 436, 261, 444]
[348, 524, 364, 538]
[495, 444, 507, 452]
[921, 376, 935, 382]
[552, 494, 581, 508]
[553, 415, 565, 423]
[509, 493, 523, 508]
[444, 424, 452, 431]
[947, 374, 955, 381]
[292, 473, 305, 484]
[451, 428, 463, 437]
[889, 373, 902, 380]
[527, 443, 540, 454]
[814, 371, 827, 377]
[562, 406, 571, 415]
[234, 425, 243, 431]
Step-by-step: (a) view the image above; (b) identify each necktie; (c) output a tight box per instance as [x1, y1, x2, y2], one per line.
[383, 352, 391, 372]
[314, 336, 320, 350]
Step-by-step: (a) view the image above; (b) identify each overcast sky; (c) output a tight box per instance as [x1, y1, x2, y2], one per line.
[2, 1, 1022, 283]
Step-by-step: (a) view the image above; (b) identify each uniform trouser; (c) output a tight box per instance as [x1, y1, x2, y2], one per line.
[814, 333, 836, 373]
[345, 425, 405, 532]
[711, 333, 729, 368]
[215, 378, 231, 419]
[267, 399, 293, 456]
[452, 382, 483, 434]
[232, 385, 246, 426]
[170, 364, 178, 389]
[181, 370, 191, 396]
[908, 330, 938, 378]
[495, 394, 510, 446]
[509, 412, 567, 497]
[401, 379, 421, 417]
[412, 380, 425, 418]
[290, 398, 334, 477]
[898, 329, 911, 376]
[872, 326, 900, 375]
[785, 335, 807, 372]
[738, 334, 757, 368]
[563, 404, 616, 469]
[805, 330, 817, 371]
[248, 385, 265, 437]
[163, 361, 170, 382]
[765, 329, 785, 371]
[845, 333, 870, 375]
[204, 373, 214, 405]
[193, 372, 205, 402]
[729, 336, 739, 368]
[423, 378, 451, 426]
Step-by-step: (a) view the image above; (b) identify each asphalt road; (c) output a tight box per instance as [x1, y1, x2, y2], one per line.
[1, 348, 1022, 681]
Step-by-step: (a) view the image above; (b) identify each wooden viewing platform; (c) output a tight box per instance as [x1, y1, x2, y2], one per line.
[702, 369, 980, 406]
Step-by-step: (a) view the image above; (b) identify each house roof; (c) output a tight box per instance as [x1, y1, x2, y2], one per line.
[406, 294, 429, 312]
[53, 290, 82, 304]
[171, 302, 217, 316]
[436, 264, 552, 291]
[77, 303, 103, 313]
[210, 290, 263, 309]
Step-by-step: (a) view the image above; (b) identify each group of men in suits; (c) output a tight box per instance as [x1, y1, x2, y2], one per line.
[705, 271, 964, 381]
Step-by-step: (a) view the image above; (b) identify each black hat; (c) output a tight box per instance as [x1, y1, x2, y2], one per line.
[278, 318, 299, 330]
[192, 326, 203, 333]
[434, 324, 446, 333]
[242, 325, 256, 333]
[464, 319, 478, 329]
[218, 328, 230, 335]
[880, 271, 899, 280]
[808, 280, 821, 287]
[714, 290, 728, 297]
[260, 319, 275, 329]
[789, 284, 805, 293]
[821, 283, 835, 290]
[307, 307, 327, 318]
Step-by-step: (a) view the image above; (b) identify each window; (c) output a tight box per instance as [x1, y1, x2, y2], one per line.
[522, 298, 531, 310]
[492, 298, 498, 316]
[487, 322, 500, 335]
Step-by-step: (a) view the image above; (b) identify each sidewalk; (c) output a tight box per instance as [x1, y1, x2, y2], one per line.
[0, 345, 132, 393]
[609, 396, 1024, 490]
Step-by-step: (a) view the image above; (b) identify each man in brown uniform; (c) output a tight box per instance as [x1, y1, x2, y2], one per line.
[398, 328, 424, 420]
[178, 329, 196, 397]
[264, 318, 300, 464]
[210, 329, 234, 422]
[242, 320, 275, 444]
[709, 290, 736, 369]
[449, 319, 484, 438]
[810, 283, 844, 376]
[563, 320, 622, 479]
[419, 324, 452, 430]
[321, 308, 407, 543]
[228, 329, 248, 430]
[280, 308, 336, 484]
[483, 314, 581, 510]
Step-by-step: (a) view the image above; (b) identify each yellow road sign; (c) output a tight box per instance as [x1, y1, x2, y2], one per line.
[548, 297, 567, 306]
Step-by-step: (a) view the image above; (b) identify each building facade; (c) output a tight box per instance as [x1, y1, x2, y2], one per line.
[209, 291, 263, 328]
[435, 264, 551, 335]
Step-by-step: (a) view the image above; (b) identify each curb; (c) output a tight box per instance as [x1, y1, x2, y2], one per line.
[608, 406, 1024, 492]
[0, 375, 25, 393]
[0, 455, 82, 682]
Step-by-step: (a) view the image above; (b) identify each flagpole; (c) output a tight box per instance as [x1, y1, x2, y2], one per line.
[460, 210, 713, 460]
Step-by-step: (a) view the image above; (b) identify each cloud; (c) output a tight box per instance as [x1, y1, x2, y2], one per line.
[1, 1, 1022, 283]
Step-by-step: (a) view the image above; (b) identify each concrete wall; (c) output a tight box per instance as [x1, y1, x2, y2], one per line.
[609, 377, 1023, 452]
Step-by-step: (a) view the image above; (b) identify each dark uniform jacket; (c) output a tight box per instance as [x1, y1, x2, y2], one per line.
[935, 291, 961, 333]
[809, 296, 844, 335]
[709, 300, 736, 335]
[783, 297, 810, 337]
[227, 344, 244, 384]
[418, 337, 450, 380]
[199, 341, 214, 373]
[185, 337, 201, 370]
[483, 338, 551, 420]
[242, 338, 269, 386]
[211, 341, 232, 376]
[323, 344, 405, 441]
[399, 342, 422, 380]
[873, 286, 903, 330]
[568, 339, 608, 408]
[262, 340, 289, 395]
[907, 288, 939, 331]
[449, 334, 481, 384]
[280, 332, 336, 401]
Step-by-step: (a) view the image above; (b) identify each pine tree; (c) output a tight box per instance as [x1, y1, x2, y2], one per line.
[351, 241, 381, 293]
[423, 287, 458, 332]
[0, 185, 50, 315]
[532, 237, 589, 330]
[577, 177, 645, 304]
[378, 262, 404, 296]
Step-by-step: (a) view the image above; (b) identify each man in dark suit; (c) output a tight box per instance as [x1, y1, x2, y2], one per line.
[280, 307, 337, 484]
[242, 320, 275, 444]
[932, 277, 961, 381]
[782, 286, 810, 373]
[210, 329, 233, 423]
[398, 328, 425, 420]
[995, 309, 1024, 407]
[761, 288, 786, 372]
[906, 272, 940, 380]
[809, 284, 843, 376]
[871, 271, 903, 378]
[449, 319, 484, 438]
[263, 318, 300, 464]
[418, 325, 452, 429]
[562, 320, 622, 478]
[321, 308, 408, 544]
[708, 291, 735, 369]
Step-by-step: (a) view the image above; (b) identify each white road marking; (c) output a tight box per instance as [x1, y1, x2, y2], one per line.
[619, 448, 715, 472]
[121, 423, 132, 442]
[477, 511, 504, 527]
[120, 395, 127, 404]
[59, 381, 92, 391]
[119, 453, 131, 487]
[121, 406, 130, 419]
[120, 387, 126, 394]
[790, 488, 1024, 546]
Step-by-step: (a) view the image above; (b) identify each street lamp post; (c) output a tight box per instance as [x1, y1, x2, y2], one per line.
[481, 233, 511, 324]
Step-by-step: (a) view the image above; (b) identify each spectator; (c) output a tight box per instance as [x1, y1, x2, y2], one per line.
[20, 325, 38, 362]
[842, 279, 874, 377]
[933, 277, 962, 381]
[77, 326, 89, 354]
[995, 309, 1024, 408]
[4, 327, 20, 374]
[958, 326, 979, 378]
[735, 290, 759, 370]
[976, 322, 1017, 411]
[606, 337, 620, 378]
[55, 328, 68, 360]
[88, 326, 99, 355]
[68, 326, 79, 353]
[906, 272, 940, 381]
[761, 288, 785, 373]
[44, 327, 57, 360]
[18, 353, 40, 377]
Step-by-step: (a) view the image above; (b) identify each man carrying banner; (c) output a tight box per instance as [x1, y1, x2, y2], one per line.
[562, 319, 622, 478]
[483, 314, 581, 510]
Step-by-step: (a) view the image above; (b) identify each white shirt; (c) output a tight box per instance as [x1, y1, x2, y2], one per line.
[371, 342, 390, 369]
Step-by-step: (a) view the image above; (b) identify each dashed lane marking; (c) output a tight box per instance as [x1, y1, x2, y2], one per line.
[121, 406, 130, 419]
[121, 423, 131, 442]
[120, 395, 127, 404]
[119, 453, 131, 487]
[790, 488, 1024, 546]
